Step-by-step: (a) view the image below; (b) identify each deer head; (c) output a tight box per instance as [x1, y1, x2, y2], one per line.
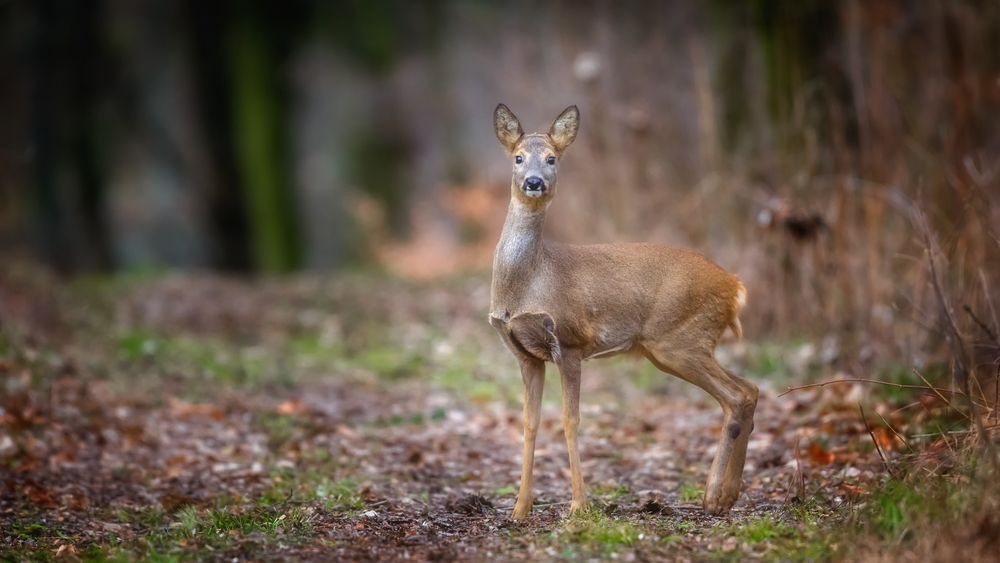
[494, 104, 580, 210]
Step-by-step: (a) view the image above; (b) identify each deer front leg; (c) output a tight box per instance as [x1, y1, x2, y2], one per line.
[512, 358, 545, 519]
[557, 351, 587, 513]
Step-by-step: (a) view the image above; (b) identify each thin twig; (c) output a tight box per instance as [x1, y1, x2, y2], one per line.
[778, 377, 963, 398]
[964, 304, 999, 346]
[890, 401, 923, 416]
[970, 362, 992, 421]
[875, 410, 914, 453]
[910, 424, 1000, 438]
[791, 434, 805, 502]
[913, 369, 970, 422]
[932, 422, 959, 457]
[995, 363, 999, 426]
[859, 402, 892, 476]
[980, 269, 999, 339]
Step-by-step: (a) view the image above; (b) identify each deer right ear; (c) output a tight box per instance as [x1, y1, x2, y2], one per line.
[494, 103, 523, 153]
[548, 105, 579, 153]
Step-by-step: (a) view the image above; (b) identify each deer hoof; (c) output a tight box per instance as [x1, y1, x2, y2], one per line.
[512, 500, 532, 520]
[703, 488, 738, 515]
[569, 499, 589, 514]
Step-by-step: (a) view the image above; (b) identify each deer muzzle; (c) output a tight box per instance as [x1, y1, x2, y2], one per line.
[523, 176, 546, 196]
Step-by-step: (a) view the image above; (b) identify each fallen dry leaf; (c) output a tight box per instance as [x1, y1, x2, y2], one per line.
[808, 441, 836, 465]
[168, 399, 225, 421]
[24, 483, 57, 507]
[872, 427, 896, 452]
[277, 400, 303, 414]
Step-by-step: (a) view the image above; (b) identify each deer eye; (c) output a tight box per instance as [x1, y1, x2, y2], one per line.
[546, 156, 556, 165]
[515, 155, 523, 164]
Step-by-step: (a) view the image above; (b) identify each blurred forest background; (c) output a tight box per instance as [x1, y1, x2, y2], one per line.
[3, 0, 1000, 358]
[3, 1, 1000, 560]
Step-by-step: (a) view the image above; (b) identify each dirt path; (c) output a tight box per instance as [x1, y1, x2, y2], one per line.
[0, 272, 882, 560]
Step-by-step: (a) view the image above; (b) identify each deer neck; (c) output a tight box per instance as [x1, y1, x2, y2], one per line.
[491, 199, 547, 310]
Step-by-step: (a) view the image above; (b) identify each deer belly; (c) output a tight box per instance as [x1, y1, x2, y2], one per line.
[582, 326, 635, 360]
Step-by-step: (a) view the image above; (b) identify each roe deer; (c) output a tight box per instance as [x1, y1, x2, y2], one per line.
[489, 104, 757, 519]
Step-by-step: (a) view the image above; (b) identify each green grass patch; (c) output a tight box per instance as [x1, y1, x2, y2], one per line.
[117, 329, 161, 361]
[873, 362, 946, 403]
[591, 482, 631, 500]
[118, 504, 313, 560]
[434, 365, 506, 403]
[492, 484, 517, 497]
[7, 518, 50, 540]
[290, 332, 345, 363]
[114, 330, 282, 390]
[828, 455, 1000, 560]
[312, 478, 366, 512]
[380, 412, 427, 426]
[356, 344, 427, 380]
[678, 482, 704, 503]
[870, 478, 927, 540]
[628, 359, 693, 396]
[112, 506, 169, 529]
[202, 505, 311, 537]
[254, 411, 310, 447]
[726, 514, 796, 543]
[35, 502, 317, 562]
[745, 342, 793, 381]
[262, 468, 367, 514]
[701, 505, 836, 560]
[556, 506, 640, 554]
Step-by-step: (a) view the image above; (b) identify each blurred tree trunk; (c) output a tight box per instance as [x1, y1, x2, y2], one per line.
[752, 1, 842, 158]
[30, 0, 113, 272]
[184, 0, 252, 272]
[348, 86, 412, 238]
[328, 0, 416, 239]
[228, 1, 302, 273]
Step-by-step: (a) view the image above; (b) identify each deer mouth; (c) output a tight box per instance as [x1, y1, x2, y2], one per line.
[522, 182, 548, 197]
[522, 175, 547, 197]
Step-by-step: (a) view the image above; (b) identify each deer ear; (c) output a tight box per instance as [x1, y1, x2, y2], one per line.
[548, 105, 579, 153]
[494, 103, 523, 152]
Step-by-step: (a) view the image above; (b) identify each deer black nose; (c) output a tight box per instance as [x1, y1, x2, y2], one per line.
[524, 177, 544, 192]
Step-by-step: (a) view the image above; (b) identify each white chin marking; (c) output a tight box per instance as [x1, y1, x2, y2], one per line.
[523, 190, 545, 198]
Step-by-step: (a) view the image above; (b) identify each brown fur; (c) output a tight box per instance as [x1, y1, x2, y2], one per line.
[489, 104, 758, 519]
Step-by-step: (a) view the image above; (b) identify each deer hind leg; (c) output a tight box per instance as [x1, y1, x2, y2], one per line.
[513, 358, 545, 519]
[643, 346, 758, 515]
[555, 350, 587, 513]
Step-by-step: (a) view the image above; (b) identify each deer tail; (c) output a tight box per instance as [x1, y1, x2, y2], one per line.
[729, 281, 747, 340]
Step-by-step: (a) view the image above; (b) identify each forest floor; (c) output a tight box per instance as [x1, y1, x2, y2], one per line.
[0, 267, 980, 561]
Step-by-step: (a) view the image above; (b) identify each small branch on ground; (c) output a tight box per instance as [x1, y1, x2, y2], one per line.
[910, 424, 1000, 439]
[859, 403, 893, 477]
[912, 369, 971, 422]
[788, 434, 805, 503]
[875, 410, 914, 453]
[778, 378, 963, 398]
